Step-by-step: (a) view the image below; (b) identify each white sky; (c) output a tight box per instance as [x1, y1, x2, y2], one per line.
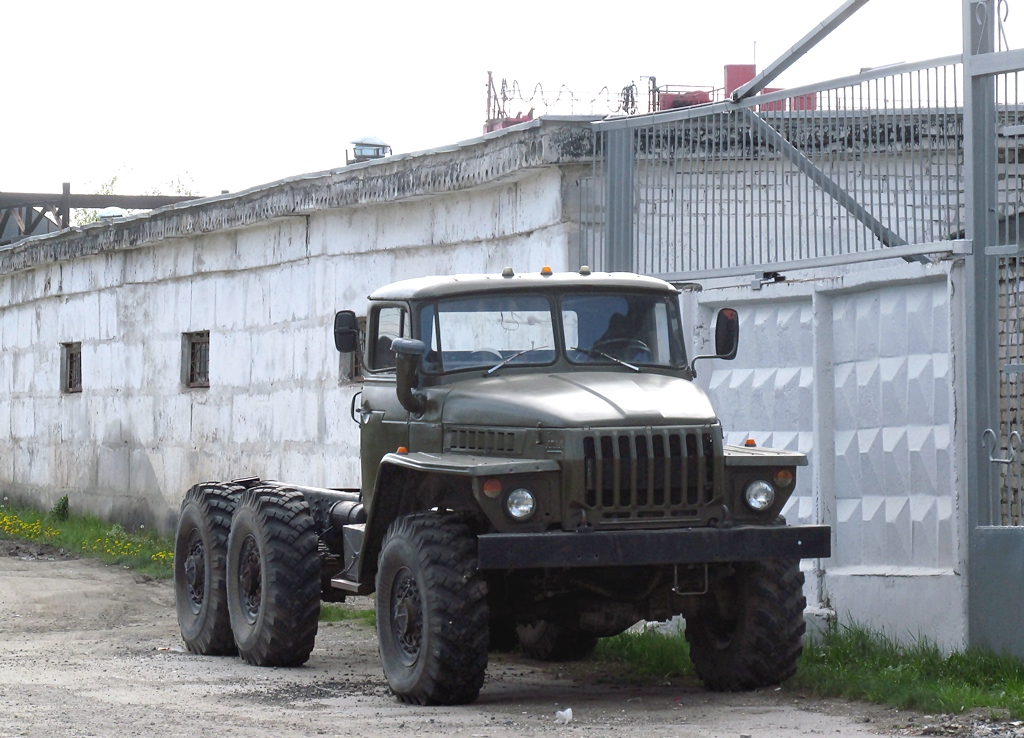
[0, 0, 993, 198]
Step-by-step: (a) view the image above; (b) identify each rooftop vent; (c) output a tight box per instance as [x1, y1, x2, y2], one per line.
[346, 136, 392, 165]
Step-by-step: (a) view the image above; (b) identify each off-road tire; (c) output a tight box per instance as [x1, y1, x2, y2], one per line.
[376, 513, 488, 705]
[226, 485, 321, 666]
[685, 559, 806, 691]
[516, 620, 599, 661]
[174, 482, 243, 655]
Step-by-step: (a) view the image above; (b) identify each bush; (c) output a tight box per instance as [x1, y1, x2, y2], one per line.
[50, 495, 70, 522]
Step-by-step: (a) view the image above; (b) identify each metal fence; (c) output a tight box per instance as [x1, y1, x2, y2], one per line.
[990, 69, 1024, 525]
[579, 56, 966, 280]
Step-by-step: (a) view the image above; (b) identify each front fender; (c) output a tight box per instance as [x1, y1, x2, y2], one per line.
[355, 453, 561, 589]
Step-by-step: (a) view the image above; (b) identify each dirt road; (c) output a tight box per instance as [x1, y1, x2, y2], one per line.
[0, 541, 977, 738]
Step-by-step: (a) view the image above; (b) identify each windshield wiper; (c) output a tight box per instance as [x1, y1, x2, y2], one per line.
[486, 346, 549, 375]
[572, 346, 641, 372]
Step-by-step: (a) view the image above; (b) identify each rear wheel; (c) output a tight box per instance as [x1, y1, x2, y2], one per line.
[376, 513, 488, 705]
[226, 485, 321, 666]
[517, 620, 598, 661]
[174, 482, 242, 655]
[685, 559, 806, 691]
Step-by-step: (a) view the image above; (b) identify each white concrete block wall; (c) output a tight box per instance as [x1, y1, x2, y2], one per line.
[0, 168, 573, 531]
[690, 260, 966, 649]
[831, 282, 955, 569]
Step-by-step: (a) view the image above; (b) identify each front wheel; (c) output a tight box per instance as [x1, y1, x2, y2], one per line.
[376, 513, 488, 705]
[685, 559, 806, 691]
[226, 485, 321, 666]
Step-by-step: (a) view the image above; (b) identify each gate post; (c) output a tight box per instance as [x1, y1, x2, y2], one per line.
[604, 127, 634, 273]
[963, 0, 1021, 653]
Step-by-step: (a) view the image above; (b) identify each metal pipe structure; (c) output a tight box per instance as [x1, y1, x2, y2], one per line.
[732, 0, 873, 102]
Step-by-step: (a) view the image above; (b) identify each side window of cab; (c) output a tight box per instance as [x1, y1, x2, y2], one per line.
[369, 305, 408, 371]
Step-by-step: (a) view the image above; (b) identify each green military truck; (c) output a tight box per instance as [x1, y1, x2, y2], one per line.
[174, 268, 830, 705]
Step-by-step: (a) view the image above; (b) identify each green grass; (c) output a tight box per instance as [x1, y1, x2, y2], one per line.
[593, 620, 1024, 719]
[0, 502, 174, 579]
[593, 625, 694, 680]
[319, 603, 376, 626]
[791, 622, 1024, 718]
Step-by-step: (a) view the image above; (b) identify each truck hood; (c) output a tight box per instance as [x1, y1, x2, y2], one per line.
[437, 372, 717, 427]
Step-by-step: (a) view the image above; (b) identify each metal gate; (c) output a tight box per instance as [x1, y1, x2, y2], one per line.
[965, 0, 1024, 656]
[580, 55, 967, 280]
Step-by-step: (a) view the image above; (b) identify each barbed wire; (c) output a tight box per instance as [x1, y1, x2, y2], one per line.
[491, 77, 635, 117]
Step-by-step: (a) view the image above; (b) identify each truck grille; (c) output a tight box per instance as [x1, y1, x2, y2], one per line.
[583, 429, 716, 520]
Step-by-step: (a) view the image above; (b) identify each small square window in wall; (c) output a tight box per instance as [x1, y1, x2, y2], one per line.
[183, 331, 210, 388]
[61, 342, 82, 394]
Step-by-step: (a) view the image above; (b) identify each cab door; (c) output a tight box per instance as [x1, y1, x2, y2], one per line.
[358, 304, 411, 502]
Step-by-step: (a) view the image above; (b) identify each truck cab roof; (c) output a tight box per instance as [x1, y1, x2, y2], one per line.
[368, 269, 680, 301]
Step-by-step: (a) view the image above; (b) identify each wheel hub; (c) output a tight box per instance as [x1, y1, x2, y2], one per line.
[238, 535, 262, 624]
[391, 567, 422, 665]
[184, 532, 205, 613]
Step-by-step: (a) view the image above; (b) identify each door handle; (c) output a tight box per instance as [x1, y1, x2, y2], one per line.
[350, 391, 368, 424]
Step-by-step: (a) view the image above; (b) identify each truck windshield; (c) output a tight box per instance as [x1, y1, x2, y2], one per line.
[561, 293, 686, 369]
[420, 295, 557, 373]
[418, 291, 687, 374]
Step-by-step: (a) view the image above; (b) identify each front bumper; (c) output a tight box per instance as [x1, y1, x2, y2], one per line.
[476, 524, 830, 570]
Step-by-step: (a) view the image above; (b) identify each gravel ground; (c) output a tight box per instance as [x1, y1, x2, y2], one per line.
[0, 539, 1019, 738]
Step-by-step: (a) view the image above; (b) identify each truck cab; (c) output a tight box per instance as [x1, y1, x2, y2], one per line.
[338, 268, 803, 536]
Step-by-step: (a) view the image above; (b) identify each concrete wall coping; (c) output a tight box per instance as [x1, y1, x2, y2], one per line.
[0, 116, 600, 278]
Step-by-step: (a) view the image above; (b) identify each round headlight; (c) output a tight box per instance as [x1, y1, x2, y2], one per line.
[744, 480, 776, 511]
[506, 489, 536, 520]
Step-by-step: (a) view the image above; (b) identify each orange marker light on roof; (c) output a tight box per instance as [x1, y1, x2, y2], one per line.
[540, 266, 553, 276]
[396, 446, 409, 455]
[744, 438, 757, 447]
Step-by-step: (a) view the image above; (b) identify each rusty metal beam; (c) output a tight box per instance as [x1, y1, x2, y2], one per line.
[0, 192, 200, 209]
[26, 206, 49, 234]
[60, 182, 70, 228]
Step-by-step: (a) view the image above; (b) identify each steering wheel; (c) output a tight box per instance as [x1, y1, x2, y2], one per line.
[591, 338, 651, 357]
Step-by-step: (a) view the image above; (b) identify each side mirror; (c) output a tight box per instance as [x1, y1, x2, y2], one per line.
[392, 338, 426, 415]
[334, 310, 358, 353]
[714, 308, 739, 360]
[689, 307, 740, 378]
